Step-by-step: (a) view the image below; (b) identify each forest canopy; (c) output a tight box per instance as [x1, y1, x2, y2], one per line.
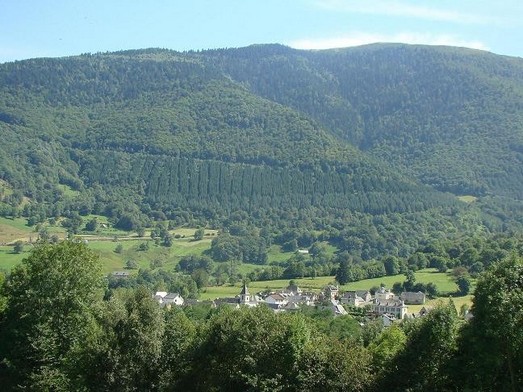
[0, 241, 522, 391]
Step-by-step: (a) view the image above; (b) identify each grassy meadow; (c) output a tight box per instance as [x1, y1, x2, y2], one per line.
[0, 216, 218, 273]
[90, 237, 213, 273]
[199, 268, 465, 303]
[0, 217, 35, 244]
[0, 216, 473, 310]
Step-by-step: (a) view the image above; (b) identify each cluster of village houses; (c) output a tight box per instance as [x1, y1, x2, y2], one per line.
[154, 283, 430, 325]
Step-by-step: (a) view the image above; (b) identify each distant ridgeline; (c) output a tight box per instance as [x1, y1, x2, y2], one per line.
[1, 43, 523, 254]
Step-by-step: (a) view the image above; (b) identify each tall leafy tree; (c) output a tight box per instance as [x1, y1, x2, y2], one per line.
[81, 286, 165, 391]
[159, 309, 197, 391]
[0, 241, 103, 391]
[336, 256, 350, 285]
[185, 306, 311, 391]
[375, 303, 461, 391]
[297, 336, 373, 392]
[455, 255, 523, 391]
[456, 275, 471, 296]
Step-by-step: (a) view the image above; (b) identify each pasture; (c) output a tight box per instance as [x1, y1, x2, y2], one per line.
[199, 268, 462, 302]
[0, 217, 33, 244]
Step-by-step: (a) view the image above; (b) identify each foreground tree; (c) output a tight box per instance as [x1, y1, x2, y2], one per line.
[298, 336, 372, 391]
[374, 303, 461, 391]
[80, 287, 165, 391]
[0, 241, 104, 390]
[455, 255, 523, 391]
[184, 306, 308, 391]
[182, 306, 373, 391]
[368, 325, 407, 372]
[158, 309, 197, 391]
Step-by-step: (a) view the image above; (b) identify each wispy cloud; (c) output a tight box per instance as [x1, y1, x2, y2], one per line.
[314, 0, 501, 25]
[288, 32, 489, 51]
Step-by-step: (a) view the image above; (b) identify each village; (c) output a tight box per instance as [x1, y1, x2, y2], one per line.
[154, 282, 433, 326]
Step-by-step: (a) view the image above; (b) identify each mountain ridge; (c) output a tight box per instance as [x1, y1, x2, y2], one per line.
[200, 43, 523, 197]
[0, 43, 521, 256]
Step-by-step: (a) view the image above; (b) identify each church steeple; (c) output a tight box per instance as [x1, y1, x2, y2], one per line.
[239, 282, 250, 304]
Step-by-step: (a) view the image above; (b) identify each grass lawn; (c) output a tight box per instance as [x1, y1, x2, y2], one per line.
[200, 285, 241, 300]
[0, 217, 70, 244]
[237, 263, 264, 275]
[170, 227, 219, 238]
[0, 245, 33, 271]
[0, 217, 31, 232]
[341, 268, 458, 295]
[414, 269, 458, 293]
[447, 294, 474, 311]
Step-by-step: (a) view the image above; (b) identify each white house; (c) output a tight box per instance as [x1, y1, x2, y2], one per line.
[340, 290, 372, 307]
[371, 299, 408, 319]
[154, 291, 184, 308]
[375, 287, 395, 302]
[323, 285, 339, 300]
[163, 293, 184, 306]
[265, 293, 288, 306]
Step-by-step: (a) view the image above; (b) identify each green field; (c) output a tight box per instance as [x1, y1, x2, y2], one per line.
[0, 216, 218, 273]
[0, 217, 33, 244]
[199, 269, 461, 301]
[0, 245, 33, 271]
[414, 269, 459, 293]
[266, 245, 296, 263]
[341, 268, 458, 294]
[199, 285, 242, 300]
[0, 234, 213, 274]
[237, 263, 265, 275]
[89, 237, 213, 273]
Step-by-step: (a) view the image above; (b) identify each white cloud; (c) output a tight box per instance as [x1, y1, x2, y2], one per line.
[288, 32, 489, 51]
[314, 0, 501, 25]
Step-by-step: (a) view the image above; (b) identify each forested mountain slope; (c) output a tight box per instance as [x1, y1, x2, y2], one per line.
[0, 44, 521, 256]
[204, 44, 523, 199]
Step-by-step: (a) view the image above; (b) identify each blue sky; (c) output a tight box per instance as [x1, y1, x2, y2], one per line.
[1, 0, 522, 63]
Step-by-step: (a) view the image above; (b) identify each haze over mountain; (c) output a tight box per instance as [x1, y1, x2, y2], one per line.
[0, 43, 522, 256]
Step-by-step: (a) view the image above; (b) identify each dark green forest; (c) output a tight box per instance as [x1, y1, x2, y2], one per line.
[1, 43, 523, 261]
[1, 241, 522, 391]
